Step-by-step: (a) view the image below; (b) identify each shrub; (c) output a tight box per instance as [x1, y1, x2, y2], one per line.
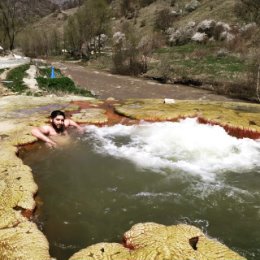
[246, 53, 260, 102]
[4, 64, 30, 93]
[154, 55, 174, 83]
[36, 77, 93, 96]
[140, 19, 146, 27]
[111, 50, 145, 75]
[154, 8, 175, 32]
[217, 53, 260, 102]
[170, 0, 177, 7]
[111, 22, 148, 76]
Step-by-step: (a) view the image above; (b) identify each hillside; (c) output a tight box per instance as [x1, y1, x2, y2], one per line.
[117, 0, 242, 36]
[27, 8, 78, 35]
[24, 0, 59, 19]
[174, 0, 241, 26]
[14, 0, 260, 102]
[23, 0, 243, 39]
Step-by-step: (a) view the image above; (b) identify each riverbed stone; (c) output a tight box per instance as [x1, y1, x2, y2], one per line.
[0, 222, 50, 260]
[69, 243, 130, 260]
[71, 108, 108, 124]
[69, 222, 246, 260]
[64, 103, 81, 111]
[0, 208, 26, 229]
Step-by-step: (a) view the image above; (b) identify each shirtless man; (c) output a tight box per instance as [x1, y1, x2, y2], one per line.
[31, 110, 83, 148]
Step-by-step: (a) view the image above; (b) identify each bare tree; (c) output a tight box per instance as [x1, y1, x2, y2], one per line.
[64, 0, 110, 58]
[0, 0, 30, 50]
[64, 16, 83, 57]
[112, 21, 149, 75]
[256, 64, 260, 102]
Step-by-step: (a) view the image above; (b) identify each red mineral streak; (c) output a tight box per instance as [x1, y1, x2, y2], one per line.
[70, 101, 260, 139]
[71, 100, 138, 126]
[197, 117, 260, 140]
[123, 236, 135, 250]
[21, 209, 33, 219]
[71, 101, 100, 109]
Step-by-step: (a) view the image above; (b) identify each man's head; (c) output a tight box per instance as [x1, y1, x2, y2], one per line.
[50, 110, 66, 133]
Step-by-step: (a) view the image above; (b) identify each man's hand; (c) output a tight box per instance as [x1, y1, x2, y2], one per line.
[46, 140, 57, 148]
[66, 119, 84, 134]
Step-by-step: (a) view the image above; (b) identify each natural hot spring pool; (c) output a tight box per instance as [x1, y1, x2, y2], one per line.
[20, 118, 260, 260]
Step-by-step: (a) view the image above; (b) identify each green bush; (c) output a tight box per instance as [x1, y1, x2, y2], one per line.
[4, 64, 30, 93]
[36, 76, 93, 96]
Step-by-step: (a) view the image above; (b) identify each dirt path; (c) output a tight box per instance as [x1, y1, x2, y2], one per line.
[53, 62, 239, 101]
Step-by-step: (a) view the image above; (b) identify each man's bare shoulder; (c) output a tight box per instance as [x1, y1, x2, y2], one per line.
[39, 125, 53, 133]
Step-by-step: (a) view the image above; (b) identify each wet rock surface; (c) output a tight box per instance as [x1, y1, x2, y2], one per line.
[69, 223, 246, 260]
[115, 99, 260, 139]
[0, 222, 50, 260]
[71, 108, 108, 124]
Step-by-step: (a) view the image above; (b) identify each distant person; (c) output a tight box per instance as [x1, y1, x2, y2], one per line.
[31, 110, 83, 148]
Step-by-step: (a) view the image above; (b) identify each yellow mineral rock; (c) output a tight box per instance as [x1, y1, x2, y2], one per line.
[115, 99, 260, 138]
[0, 222, 50, 260]
[69, 223, 246, 260]
[70, 243, 131, 260]
[71, 108, 108, 124]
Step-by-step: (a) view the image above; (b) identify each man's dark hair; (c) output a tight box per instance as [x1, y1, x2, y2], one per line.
[50, 110, 66, 119]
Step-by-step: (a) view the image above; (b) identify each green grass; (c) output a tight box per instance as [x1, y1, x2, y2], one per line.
[154, 43, 220, 55]
[36, 76, 93, 97]
[171, 55, 246, 79]
[4, 64, 30, 93]
[37, 66, 94, 97]
[155, 43, 201, 54]
[3, 64, 93, 97]
[151, 44, 247, 81]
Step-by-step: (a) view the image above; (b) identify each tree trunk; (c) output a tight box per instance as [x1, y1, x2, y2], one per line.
[256, 64, 260, 102]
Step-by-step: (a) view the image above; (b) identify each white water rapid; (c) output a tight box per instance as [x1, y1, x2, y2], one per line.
[84, 118, 260, 181]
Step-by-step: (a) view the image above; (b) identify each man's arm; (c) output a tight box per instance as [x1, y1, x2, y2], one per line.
[31, 126, 57, 147]
[66, 119, 84, 133]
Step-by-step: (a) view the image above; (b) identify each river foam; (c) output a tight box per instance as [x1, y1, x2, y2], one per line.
[84, 118, 260, 181]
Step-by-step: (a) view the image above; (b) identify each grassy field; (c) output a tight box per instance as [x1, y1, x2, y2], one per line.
[151, 43, 247, 82]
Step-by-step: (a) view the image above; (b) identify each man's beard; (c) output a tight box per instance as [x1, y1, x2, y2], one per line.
[52, 122, 65, 134]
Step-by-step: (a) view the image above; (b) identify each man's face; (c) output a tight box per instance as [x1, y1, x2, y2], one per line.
[51, 115, 65, 132]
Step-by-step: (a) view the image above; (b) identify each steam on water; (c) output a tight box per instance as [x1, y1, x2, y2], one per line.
[84, 118, 260, 181]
